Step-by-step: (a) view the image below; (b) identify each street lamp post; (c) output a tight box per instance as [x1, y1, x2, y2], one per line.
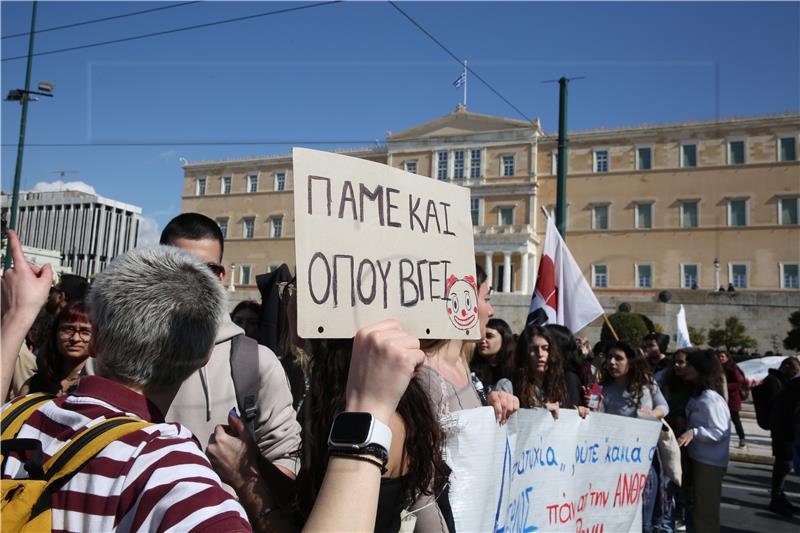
[714, 258, 721, 291]
[3, 1, 55, 271]
[229, 263, 237, 292]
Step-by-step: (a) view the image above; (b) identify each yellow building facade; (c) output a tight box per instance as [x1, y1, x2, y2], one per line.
[181, 108, 800, 295]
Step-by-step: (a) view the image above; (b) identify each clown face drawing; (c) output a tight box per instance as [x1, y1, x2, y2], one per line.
[446, 275, 479, 332]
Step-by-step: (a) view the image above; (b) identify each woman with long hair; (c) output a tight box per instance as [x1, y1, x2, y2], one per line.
[296, 337, 449, 533]
[21, 300, 92, 395]
[716, 350, 748, 448]
[677, 350, 731, 533]
[512, 325, 567, 412]
[470, 317, 515, 392]
[596, 340, 669, 533]
[544, 324, 586, 408]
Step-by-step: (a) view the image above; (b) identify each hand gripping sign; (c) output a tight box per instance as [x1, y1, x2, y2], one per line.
[293, 148, 479, 339]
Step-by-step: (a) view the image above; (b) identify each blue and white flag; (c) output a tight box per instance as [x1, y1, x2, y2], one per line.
[453, 72, 466, 88]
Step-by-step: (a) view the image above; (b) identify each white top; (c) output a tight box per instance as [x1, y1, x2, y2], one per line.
[686, 389, 731, 468]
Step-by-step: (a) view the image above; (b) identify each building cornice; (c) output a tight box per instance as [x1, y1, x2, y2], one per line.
[183, 146, 387, 171]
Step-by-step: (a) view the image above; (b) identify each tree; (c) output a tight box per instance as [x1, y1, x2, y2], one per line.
[688, 326, 706, 346]
[784, 310, 800, 352]
[707, 316, 757, 353]
[601, 312, 650, 344]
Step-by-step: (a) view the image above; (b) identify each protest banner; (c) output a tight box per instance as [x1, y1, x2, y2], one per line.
[443, 407, 661, 533]
[293, 147, 478, 339]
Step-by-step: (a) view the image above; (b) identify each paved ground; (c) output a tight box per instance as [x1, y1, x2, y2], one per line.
[721, 461, 800, 533]
[719, 401, 800, 532]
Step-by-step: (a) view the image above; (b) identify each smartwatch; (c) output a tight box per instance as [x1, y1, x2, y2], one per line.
[328, 412, 392, 458]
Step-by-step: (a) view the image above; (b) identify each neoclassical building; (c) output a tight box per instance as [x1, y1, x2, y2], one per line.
[180, 108, 799, 295]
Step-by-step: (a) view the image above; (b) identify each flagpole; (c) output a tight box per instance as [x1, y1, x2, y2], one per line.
[463, 60, 467, 107]
[602, 314, 620, 341]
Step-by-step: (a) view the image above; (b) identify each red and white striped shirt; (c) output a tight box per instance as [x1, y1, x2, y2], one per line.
[2, 376, 251, 533]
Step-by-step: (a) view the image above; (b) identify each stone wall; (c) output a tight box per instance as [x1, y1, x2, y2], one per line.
[490, 290, 799, 354]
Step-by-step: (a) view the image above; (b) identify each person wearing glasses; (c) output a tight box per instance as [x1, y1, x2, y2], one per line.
[131, 214, 301, 488]
[19, 300, 92, 396]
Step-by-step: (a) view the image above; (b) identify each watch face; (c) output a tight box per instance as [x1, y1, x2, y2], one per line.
[330, 412, 372, 445]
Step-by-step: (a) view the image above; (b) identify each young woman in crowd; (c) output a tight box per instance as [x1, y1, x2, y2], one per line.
[416, 265, 519, 530]
[677, 350, 732, 533]
[470, 317, 515, 392]
[716, 350, 748, 448]
[20, 300, 92, 396]
[511, 325, 567, 414]
[545, 324, 586, 407]
[595, 340, 669, 533]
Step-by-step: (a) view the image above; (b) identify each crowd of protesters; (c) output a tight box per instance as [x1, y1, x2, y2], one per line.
[2, 212, 799, 533]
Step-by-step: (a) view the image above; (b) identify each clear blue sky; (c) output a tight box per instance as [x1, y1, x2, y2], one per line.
[2, 1, 798, 242]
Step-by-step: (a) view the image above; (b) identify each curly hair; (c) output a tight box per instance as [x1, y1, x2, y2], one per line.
[295, 338, 448, 523]
[470, 318, 515, 388]
[513, 325, 568, 408]
[29, 300, 91, 394]
[687, 350, 726, 397]
[598, 340, 654, 409]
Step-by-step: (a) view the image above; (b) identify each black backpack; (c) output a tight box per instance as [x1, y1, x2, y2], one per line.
[752, 374, 783, 431]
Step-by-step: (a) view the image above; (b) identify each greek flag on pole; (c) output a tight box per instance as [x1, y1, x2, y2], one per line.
[453, 72, 466, 88]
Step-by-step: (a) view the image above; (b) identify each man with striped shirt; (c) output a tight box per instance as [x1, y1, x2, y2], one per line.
[2, 246, 251, 532]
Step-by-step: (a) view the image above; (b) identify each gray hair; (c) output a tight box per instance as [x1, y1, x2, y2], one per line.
[88, 245, 226, 392]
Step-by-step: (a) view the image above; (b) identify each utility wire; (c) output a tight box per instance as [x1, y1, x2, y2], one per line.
[2, 1, 341, 62]
[0, 140, 381, 147]
[2, 2, 201, 40]
[387, 1, 533, 123]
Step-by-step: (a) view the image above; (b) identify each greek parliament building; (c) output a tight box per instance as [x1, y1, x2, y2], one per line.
[0, 190, 141, 279]
[180, 108, 800, 295]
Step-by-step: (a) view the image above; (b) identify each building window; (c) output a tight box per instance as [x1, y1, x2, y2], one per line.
[437, 152, 448, 180]
[680, 201, 699, 228]
[453, 150, 465, 180]
[681, 144, 697, 168]
[217, 217, 228, 239]
[243, 217, 255, 239]
[730, 263, 748, 289]
[594, 150, 609, 173]
[682, 264, 699, 289]
[197, 177, 206, 196]
[404, 160, 417, 174]
[779, 136, 797, 161]
[635, 202, 653, 229]
[779, 197, 799, 225]
[470, 149, 482, 178]
[498, 206, 514, 226]
[636, 264, 653, 288]
[728, 199, 747, 226]
[222, 176, 232, 195]
[471, 198, 481, 226]
[592, 204, 609, 230]
[592, 265, 608, 288]
[270, 216, 283, 238]
[248, 174, 258, 193]
[275, 172, 286, 192]
[502, 155, 515, 177]
[728, 140, 746, 165]
[636, 147, 652, 170]
[240, 265, 251, 286]
[781, 263, 800, 289]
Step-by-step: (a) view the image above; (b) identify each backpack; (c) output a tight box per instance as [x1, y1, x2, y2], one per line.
[1, 394, 151, 533]
[230, 334, 259, 436]
[752, 380, 778, 430]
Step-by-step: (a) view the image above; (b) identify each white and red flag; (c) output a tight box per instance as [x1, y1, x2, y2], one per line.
[528, 213, 604, 333]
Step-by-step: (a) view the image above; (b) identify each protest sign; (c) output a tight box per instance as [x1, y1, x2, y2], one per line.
[293, 147, 478, 339]
[443, 407, 661, 533]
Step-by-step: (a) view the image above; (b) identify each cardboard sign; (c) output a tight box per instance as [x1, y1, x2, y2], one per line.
[443, 407, 661, 533]
[293, 148, 478, 339]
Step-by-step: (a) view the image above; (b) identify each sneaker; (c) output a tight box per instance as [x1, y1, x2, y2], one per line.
[769, 494, 795, 517]
[738, 438, 747, 448]
[674, 519, 687, 531]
